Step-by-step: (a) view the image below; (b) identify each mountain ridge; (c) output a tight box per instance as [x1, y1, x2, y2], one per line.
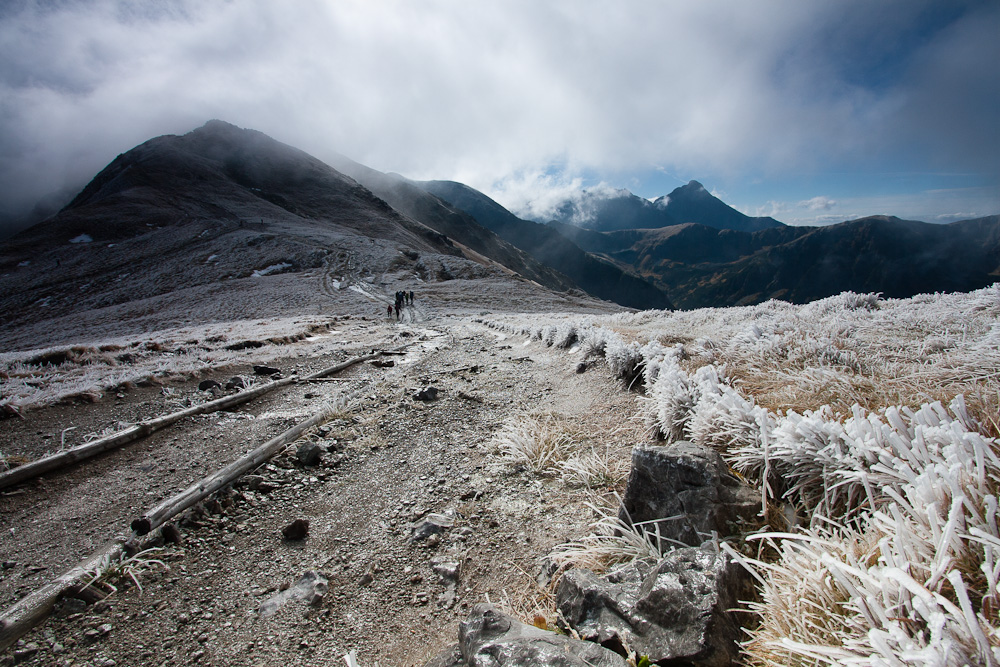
[0, 121, 621, 347]
[531, 180, 783, 233]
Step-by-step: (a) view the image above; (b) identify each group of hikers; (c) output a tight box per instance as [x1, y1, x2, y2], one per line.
[387, 290, 415, 321]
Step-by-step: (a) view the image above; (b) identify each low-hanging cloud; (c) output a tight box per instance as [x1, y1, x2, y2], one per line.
[0, 0, 997, 235]
[801, 196, 837, 211]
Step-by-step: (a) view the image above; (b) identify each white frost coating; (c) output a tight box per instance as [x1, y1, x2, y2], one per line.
[251, 262, 292, 277]
[69, 234, 93, 243]
[477, 285, 1000, 665]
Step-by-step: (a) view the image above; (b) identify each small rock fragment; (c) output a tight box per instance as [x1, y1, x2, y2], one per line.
[253, 365, 281, 376]
[414, 386, 439, 401]
[282, 518, 309, 541]
[198, 379, 222, 391]
[12, 642, 40, 663]
[226, 376, 247, 390]
[410, 513, 454, 543]
[259, 571, 328, 617]
[296, 442, 323, 467]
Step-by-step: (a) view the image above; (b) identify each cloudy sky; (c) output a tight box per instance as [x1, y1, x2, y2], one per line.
[1, 0, 997, 235]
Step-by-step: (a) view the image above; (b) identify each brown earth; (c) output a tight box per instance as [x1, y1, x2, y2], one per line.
[0, 314, 642, 666]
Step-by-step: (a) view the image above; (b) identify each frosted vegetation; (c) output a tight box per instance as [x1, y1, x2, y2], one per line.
[0, 315, 341, 416]
[480, 285, 1000, 666]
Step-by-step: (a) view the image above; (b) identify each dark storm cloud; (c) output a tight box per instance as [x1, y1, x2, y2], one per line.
[0, 0, 996, 235]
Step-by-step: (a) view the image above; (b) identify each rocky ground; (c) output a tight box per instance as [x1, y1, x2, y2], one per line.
[1, 311, 643, 666]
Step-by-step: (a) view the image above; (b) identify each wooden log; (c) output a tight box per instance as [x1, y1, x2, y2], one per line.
[0, 349, 393, 649]
[130, 407, 332, 535]
[0, 376, 297, 491]
[0, 538, 127, 651]
[302, 351, 383, 380]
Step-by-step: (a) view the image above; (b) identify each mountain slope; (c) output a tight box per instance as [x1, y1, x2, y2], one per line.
[323, 157, 673, 311]
[414, 180, 674, 310]
[553, 215, 1000, 308]
[0, 121, 613, 348]
[323, 154, 577, 295]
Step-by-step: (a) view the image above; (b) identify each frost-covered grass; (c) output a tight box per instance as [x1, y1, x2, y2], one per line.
[551, 500, 676, 574]
[481, 285, 1000, 665]
[0, 316, 343, 414]
[493, 411, 581, 474]
[493, 410, 633, 492]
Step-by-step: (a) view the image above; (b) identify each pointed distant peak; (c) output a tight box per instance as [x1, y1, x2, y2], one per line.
[667, 179, 714, 200]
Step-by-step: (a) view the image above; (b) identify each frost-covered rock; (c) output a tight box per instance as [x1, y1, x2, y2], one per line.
[258, 570, 327, 617]
[556, 544, 751, 666]
[619, 441, 758, 546]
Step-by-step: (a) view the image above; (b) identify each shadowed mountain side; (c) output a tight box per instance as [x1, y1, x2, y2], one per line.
[538, 181, 783, 233]
[652, 181, 783, 233]
[414, 180, 674, 311]
[323, 154, 577, 294]
[549, 221, 811, 265]
[553, 215, 1000, 309]
[688, 215, 1000, 307]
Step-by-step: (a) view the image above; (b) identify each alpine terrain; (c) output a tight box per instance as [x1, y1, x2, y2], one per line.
[1, 121, 998, 666]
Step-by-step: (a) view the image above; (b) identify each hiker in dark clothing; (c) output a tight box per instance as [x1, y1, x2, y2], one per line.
[387, 304, 393, 318]
[409, 290, 414, 305]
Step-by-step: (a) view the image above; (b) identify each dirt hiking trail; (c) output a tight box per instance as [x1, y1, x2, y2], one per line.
[1, 316, 640, 667]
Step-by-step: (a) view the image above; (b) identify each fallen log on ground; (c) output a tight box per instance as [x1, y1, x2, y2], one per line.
[0, 537, 131, 651]
[131, 406, 333, 535]
[0, 376, 296, 491]
[302, 351, 384, 380]
[0, 405, 336, 650]
[0, 349, 390, 491]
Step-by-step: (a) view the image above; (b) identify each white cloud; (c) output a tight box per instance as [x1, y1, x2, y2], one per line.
[800, 196, 837, 211]
[0, 0, 996, 233]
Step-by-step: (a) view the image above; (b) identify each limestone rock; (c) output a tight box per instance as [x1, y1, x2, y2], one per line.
[410, 513, 454, 543]
[421, 644, 464, 667]
[556, 544, 751, 666]
[458, 603, 627, 667]
[619, 441, 758, 546]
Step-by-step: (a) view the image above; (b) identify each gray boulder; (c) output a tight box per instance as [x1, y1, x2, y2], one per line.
[619, 441, 758, 546]
[296, 441, 323, 466]
[556, 544, 751, 666]
[421, 644, 464, 667]
[458, 604, 628, 667]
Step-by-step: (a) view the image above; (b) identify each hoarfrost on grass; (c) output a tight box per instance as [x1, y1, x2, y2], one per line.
[481, 284, 1000, 665]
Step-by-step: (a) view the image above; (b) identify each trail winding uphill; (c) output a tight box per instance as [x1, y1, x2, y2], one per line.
[0, 315, 637, 666]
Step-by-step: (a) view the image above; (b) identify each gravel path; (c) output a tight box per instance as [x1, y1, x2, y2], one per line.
[1, 315, 641, 666]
